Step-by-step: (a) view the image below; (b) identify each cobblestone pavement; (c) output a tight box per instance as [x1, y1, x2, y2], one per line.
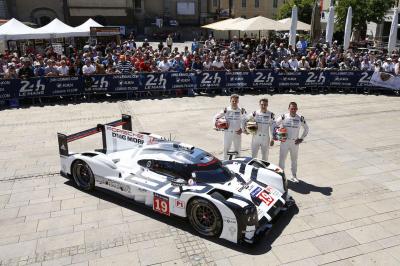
[1, 94, 400, 265]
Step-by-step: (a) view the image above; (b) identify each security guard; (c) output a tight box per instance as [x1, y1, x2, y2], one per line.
[275, 102, 309, 182]
[213, 94, 246, 160]
[244, 98, 276, 161]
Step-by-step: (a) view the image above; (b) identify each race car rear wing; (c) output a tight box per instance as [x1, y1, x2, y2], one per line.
[57, 114, 132, 156]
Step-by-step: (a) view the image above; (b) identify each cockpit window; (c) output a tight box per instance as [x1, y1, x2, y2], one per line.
[194, 166, 234, 183]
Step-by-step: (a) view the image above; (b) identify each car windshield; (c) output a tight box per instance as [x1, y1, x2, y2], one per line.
[194, 166, 234, 183]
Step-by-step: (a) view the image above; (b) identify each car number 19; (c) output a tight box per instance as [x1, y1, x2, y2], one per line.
[153, 193, 170, 216]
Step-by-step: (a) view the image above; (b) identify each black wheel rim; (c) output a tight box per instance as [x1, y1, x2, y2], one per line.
[73, 162, 92, 188]
[191, 203, 217, 234]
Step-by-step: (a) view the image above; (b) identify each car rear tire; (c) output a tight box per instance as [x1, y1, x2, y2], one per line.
[72, 160, 95, 191]
[188, 198, 222, 237]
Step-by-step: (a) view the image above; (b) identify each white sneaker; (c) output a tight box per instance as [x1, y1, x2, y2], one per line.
[291, 175, 300, 183]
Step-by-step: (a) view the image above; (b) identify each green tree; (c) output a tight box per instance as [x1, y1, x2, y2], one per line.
[277, 0, 315, 24]
[335, 0, 395, 39]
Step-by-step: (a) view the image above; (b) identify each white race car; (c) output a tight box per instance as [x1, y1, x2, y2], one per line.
[57, 115, 294, 244]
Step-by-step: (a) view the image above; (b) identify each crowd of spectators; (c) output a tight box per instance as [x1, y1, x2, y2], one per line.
[1, 33, 400, 80]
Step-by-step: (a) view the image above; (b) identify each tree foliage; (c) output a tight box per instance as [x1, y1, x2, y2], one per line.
[277, 0, 315, 24]
[335, 0, 395, 32]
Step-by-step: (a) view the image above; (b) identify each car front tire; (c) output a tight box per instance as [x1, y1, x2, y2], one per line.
[188, 198, 223, 237]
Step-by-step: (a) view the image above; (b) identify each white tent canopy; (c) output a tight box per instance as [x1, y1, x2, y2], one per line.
[73, 18, 103, 36]
[202, 18, 246, 30]
[34, 18, 77, 38]
[225, 16, 287, 31]
[278, 18, 311, 31]
[0, 18, 39, 40]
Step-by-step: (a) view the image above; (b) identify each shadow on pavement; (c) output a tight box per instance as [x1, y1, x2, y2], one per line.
[64, 179, 299, 255]
[288, 179, 333, 196]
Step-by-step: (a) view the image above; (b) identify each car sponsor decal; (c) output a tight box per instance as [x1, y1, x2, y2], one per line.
[175, 199, 185, 209]
[250, 186, 262, 198]
[153, 193, 170, 216]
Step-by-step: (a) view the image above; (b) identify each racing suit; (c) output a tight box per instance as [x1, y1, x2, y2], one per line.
[214, 107, 246, 160]
[275, 113, 309, 177]
[245, 110, 276, 161]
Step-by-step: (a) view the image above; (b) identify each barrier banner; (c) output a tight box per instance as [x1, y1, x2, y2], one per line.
[108, 74, 140, 93]
[225, 71, 252, 88]
[83, 75, 110, 94]
[17, 78, 47, 98]
[140, 73, 168, 91]
[196, 71, 226, 90]
[0, 79, 18, 99]
[251, 70, 276, 88]
[275, 71, 307, 87]
[47, 76, 82, 96]
[168, 72, 196, 91]
[2, 70, 393, 101]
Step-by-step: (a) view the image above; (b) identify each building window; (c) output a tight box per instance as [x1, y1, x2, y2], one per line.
[135, 0, 141, 9]
[242, 0, 246, 8]
[273, 0, 278, 8]
[255, 0, 259, 8]
[213, 0, 218, 7]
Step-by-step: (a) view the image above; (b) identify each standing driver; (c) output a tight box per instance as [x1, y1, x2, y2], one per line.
[244, 98, 276, 161]
[214, 94, 246, 160]
[275, 102, 309, 182]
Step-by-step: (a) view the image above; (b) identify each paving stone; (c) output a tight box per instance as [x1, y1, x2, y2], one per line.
[272, 240, 321, 264]
[37, 213, 81, 231]
[137, 244, 181, 265]
[36, 231, 85, 253]
[0, 240, 37, 261]
[310, 231, 359, 253]
[346, 224, 393, 244]
[88, 251, 139, 266]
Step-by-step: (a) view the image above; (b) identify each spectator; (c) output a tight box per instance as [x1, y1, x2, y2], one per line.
[191, 56, 203, 72]
[95, 61, 106, 74]
[45, 60, 59, 76]
[4, 64, 18, 79]
[395, 58, 399, 75]
[82, 58, 96, 75]
[34, 61, 46, 77]
[360, 57, 372, 71]
[288, 55, 299, 71]
[158, 56, 171, 72]
[382, 58, 395, 73]
[203, 56, 213, 70]
[166, 34, 173, 50]
[298, 56, 310, 70]
[57, 60, 69, 76]
[172, 55, 185, 72]
[116, 55, 133, 74]
[212, 55, 225, 71]
[191, 39, 199, 53]
[18, 58, 34, 79]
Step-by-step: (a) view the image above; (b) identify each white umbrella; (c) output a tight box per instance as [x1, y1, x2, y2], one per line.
[225, 16, 287, 31]
[278, 18, 310, 31]
[201, 18, 245, 30]
[388, 8, 399, 54]
[344, 6, 352, 50]
[289, 6, 298, 47]
[325, 6, 335, 46]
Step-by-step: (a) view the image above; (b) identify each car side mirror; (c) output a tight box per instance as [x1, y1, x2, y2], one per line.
[171, 178, 187, 194]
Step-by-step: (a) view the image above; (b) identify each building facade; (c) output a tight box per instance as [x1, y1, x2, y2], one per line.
[5, 0, 67, 26]
[208, 0, 286, 20]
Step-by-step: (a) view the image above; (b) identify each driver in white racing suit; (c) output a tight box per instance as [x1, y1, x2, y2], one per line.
[244, 98, 276, 161]
[214, 94, 246, 160]
[275, 102, 309, 182]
